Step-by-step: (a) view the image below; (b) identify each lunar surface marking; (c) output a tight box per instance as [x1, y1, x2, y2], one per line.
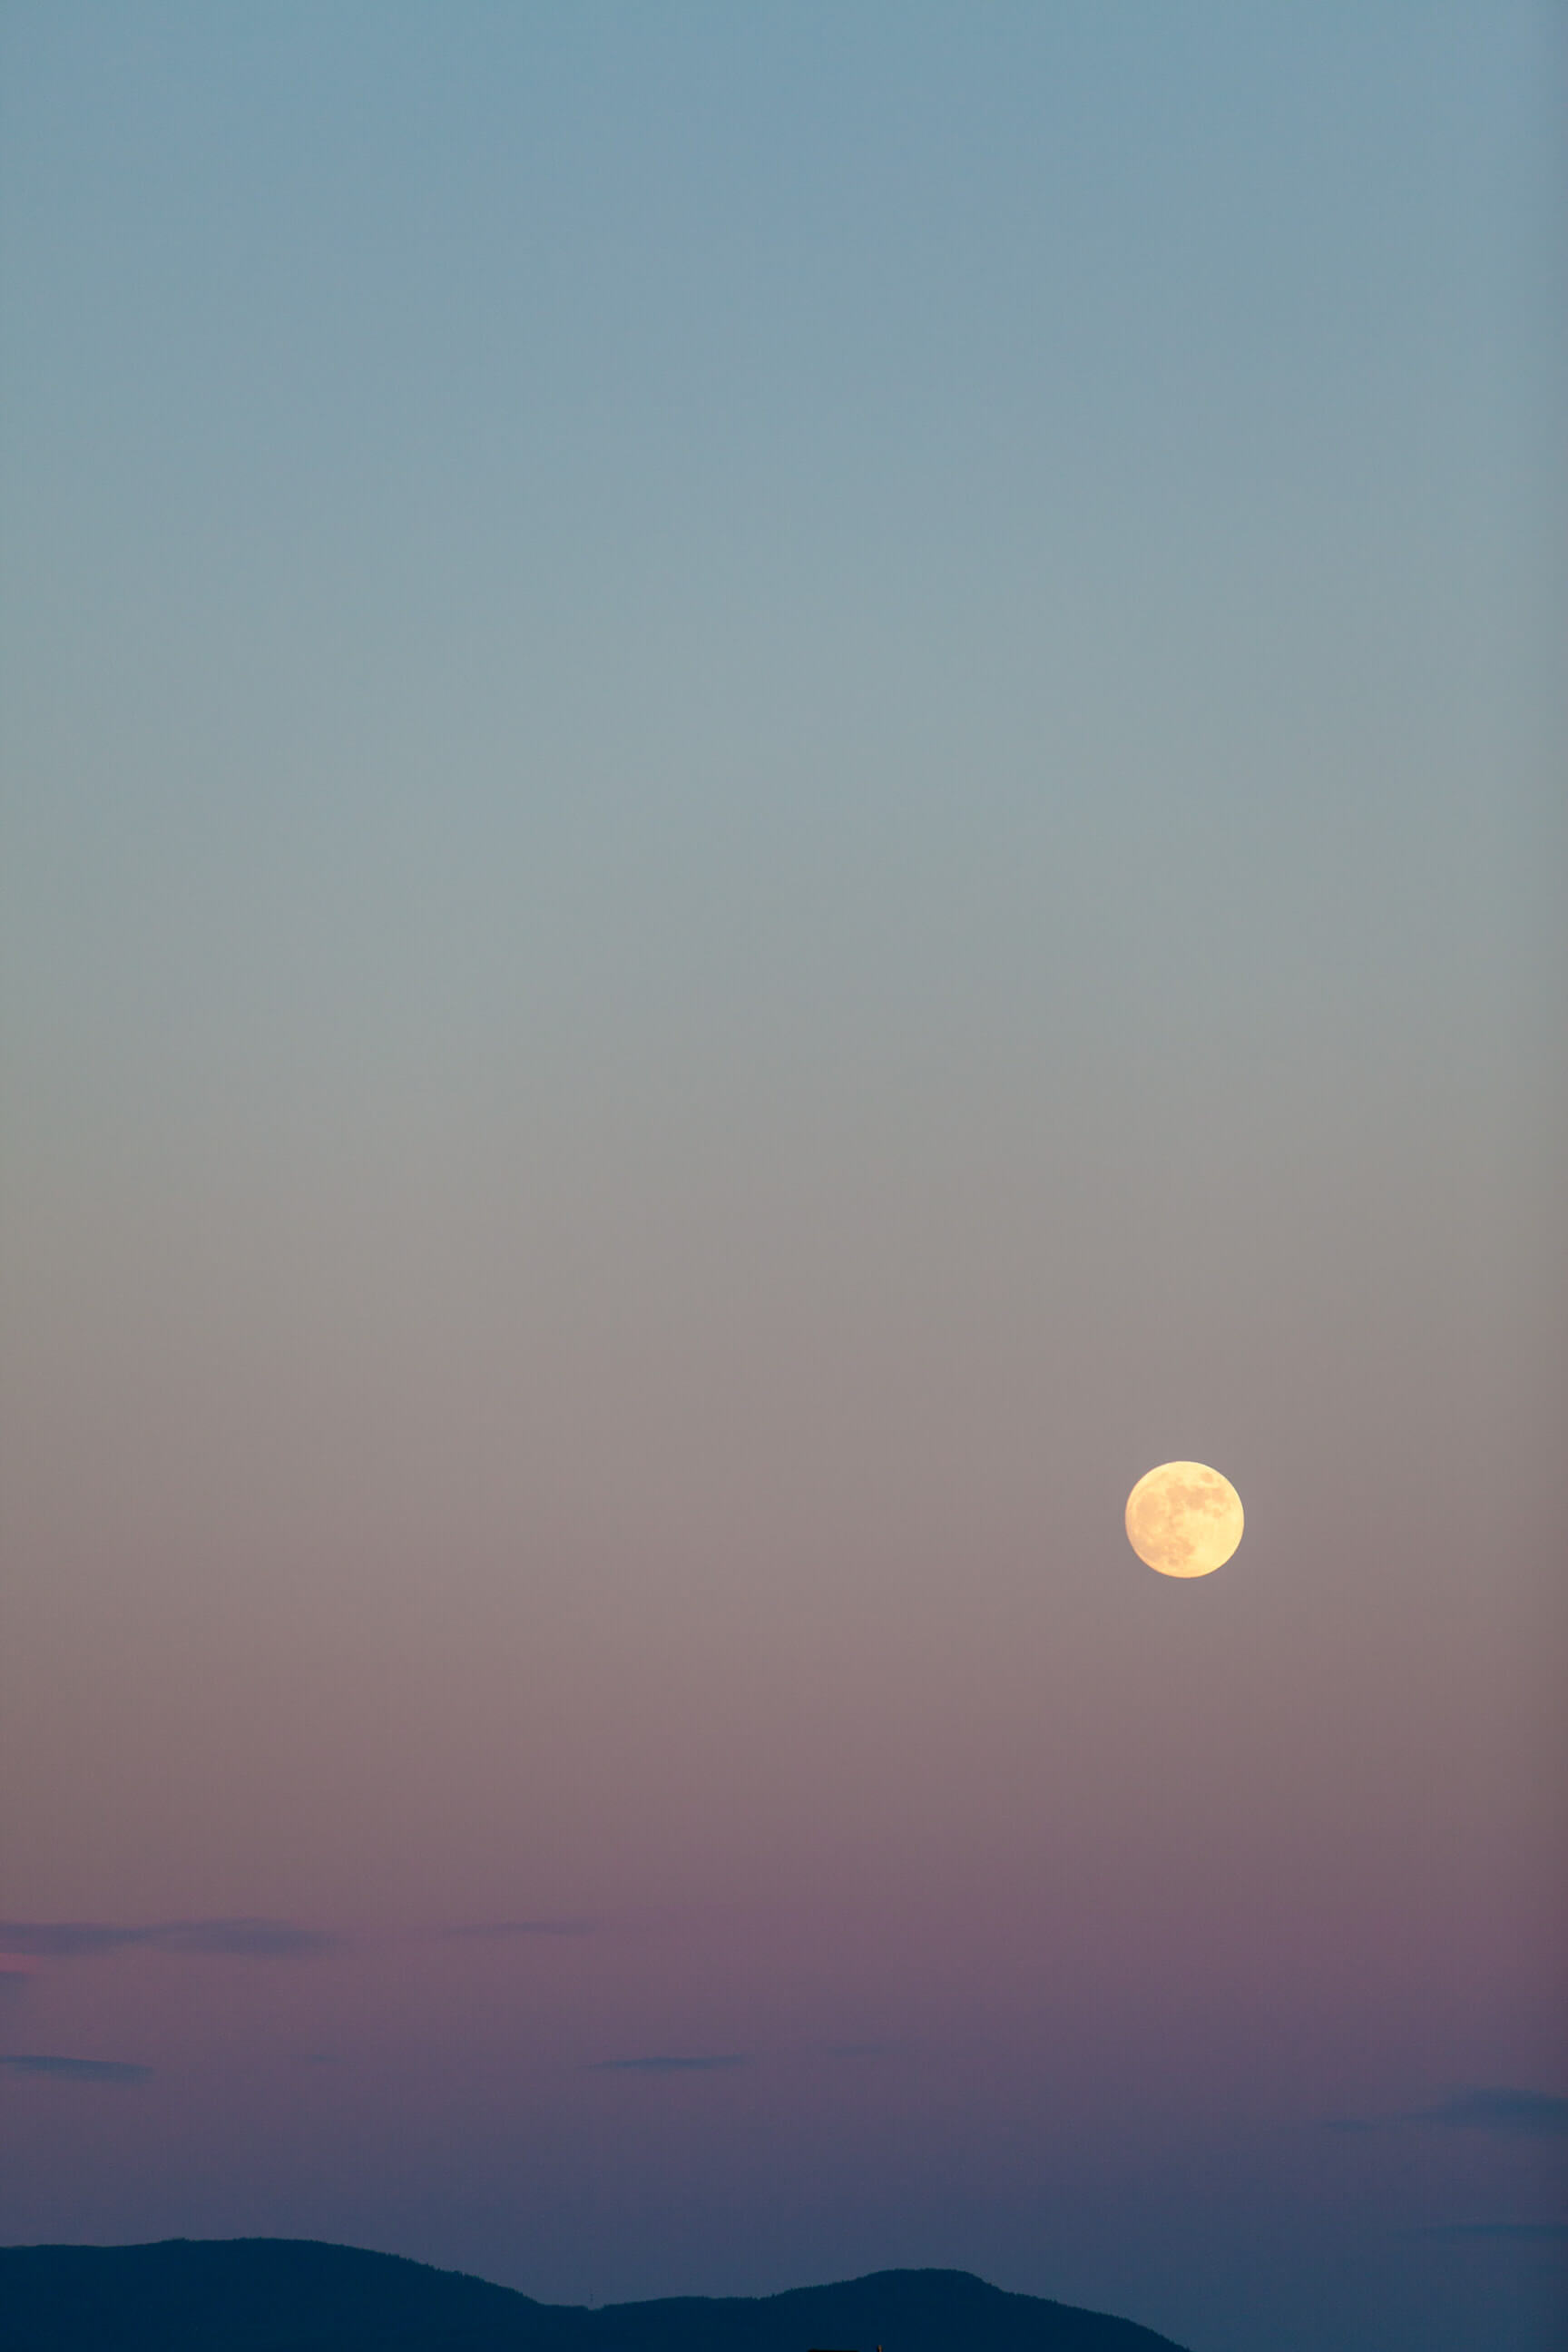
[1125, 1461, 1243, 1577]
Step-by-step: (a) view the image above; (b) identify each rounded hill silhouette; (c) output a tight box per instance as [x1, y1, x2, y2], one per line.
[0, 2240, 1190, 2351]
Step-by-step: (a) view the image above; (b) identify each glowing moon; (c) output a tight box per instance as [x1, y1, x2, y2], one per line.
[1125, 1461, 1243, 1577]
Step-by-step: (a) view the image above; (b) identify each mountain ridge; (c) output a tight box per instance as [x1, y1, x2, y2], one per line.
[0, 2239, 1191, 2352]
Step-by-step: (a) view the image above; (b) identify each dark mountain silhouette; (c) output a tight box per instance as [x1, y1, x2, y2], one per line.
[0, 2239, 1191, 2352]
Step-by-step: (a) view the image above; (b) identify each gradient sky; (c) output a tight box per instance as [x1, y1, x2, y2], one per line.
[1, 8, 1564, 2351]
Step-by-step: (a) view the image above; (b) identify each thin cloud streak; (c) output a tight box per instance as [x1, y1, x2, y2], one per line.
[587, 2054, 749, 2073]
[1414, 2089, 1568, 2137]
[0, 1924, 136, 1957]
[2, 2053, 151, 2081]
[1410, 2223, 1568, 2241]
[442, 1919, 599, 1940]
[159, 1921, 338, 1957]
[1327, 2086, 1568, 2137]
[0, 1918, 337, 1959]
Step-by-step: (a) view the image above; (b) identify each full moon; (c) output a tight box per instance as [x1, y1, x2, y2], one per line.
[1125, 1461, 1243, 1577]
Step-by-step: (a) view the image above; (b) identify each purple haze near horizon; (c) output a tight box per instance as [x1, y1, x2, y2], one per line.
[1, 8, 1563, 2350]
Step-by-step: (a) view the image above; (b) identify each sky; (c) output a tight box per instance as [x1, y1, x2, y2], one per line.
[0, 6, 1564, 2350]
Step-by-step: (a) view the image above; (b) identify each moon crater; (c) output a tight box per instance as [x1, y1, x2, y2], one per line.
[1125, 1461, 1243, 1577]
